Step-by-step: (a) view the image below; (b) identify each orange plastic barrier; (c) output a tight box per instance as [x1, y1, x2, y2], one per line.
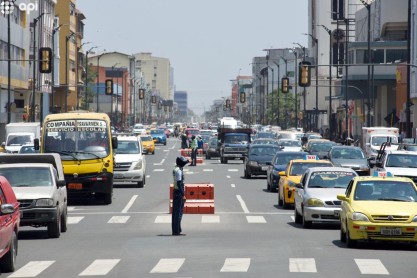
[180, 149, 203, 157]
[169, 183, 215, 214]
[184, 157, 203, 164]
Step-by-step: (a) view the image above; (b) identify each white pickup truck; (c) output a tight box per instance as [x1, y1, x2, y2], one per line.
[373, 150, 417, 183]
[0, 154, 67, 238]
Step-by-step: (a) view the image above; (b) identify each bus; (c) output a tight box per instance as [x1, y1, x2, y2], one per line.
[35, 111, 118, 204]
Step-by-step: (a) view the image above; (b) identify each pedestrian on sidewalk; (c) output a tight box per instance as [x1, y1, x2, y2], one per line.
[172, 156, 189, 235]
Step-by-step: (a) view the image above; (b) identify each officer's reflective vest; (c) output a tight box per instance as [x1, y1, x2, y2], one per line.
[190, 139, 197, 149]
[172, 166, 182, 190]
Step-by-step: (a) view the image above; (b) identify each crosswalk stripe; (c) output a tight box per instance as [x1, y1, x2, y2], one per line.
[220, 258, 250, 272]
[246, 216, 266, 223]
[203, 169, 213, 172]
[355, 259, 389, 275]
[67, 216, 84, 224]
[153, 169, 164, 172]
[202, 215, 220, 223]
[150, 258, 185, 273]
[289, 258, 317, 273]
[9, 261, 55, 277]
[228, 169, 239, 172]
[155, 215, 171, 223]
[79, 259, 120, 276]
[107, 216, 130, 224]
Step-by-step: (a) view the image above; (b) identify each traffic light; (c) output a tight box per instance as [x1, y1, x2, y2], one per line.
[225, 99, 231, 108]
[105, 79, 113, 95]
[298, 61, 311, 87]
[239, 92, 246, 103]
[139, 88, 145, 99]
[151, 96, 156, 103]
[281, 77, 289, 93]
[39, 47, 52, 73]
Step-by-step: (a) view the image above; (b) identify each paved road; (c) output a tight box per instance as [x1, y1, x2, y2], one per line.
[10, 138, 417, 277]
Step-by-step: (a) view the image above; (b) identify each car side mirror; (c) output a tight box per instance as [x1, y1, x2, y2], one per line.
[34, 138, 40, 150]
[337, 194, 347, 201]
[57, 180, 66, 187]
[112, 136, 118, 149]
[279, 171, 285, 176]
[0, 204, 15, 215]
[375, 161, 382, 168]
[295, 183, 303, 189]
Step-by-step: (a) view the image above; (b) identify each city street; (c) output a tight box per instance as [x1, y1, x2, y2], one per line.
[11, 138, 417, 278]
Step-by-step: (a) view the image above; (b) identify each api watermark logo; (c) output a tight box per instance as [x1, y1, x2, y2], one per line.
[1, 1, 38, 15]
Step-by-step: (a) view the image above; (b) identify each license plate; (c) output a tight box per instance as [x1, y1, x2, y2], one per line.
[68, 183, 83, 190]
[262, 166, 268, 171]
[380, 227, 402, 236]
[334, 210, 340, 217]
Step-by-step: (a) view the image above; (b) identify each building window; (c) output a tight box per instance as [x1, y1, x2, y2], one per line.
[386, 49, 407, 63]
[70, 2, 76, 16]
[70, 60, 75, 72]
[154, 73, 157, 77]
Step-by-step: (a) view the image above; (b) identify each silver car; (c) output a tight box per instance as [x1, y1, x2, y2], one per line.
[294, 167, 358, 228]
[327, 146, 370, 176]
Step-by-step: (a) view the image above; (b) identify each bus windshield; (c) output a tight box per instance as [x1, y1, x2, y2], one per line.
[43, 119, 110, 160]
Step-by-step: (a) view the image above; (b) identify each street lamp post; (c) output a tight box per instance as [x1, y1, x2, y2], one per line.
[280, 56, 288, 129]
[318, 25, 333, 140]
[304, 33, 319, 131]
[7, 2, 11, 123]
[31, 12, 46, 122]
[293, 43, 307, 131]
[85, 46, 97, 110]
[273, 61, 280, 127]
[292, 50, 298, 129]
[51, 24, 66, 114]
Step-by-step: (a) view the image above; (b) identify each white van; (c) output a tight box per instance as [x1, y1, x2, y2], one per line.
[114, 136, 146, 187]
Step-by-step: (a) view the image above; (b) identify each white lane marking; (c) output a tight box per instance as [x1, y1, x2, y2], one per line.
[227, 175, 231, 179]
[355, 259, 389, 275]
[154, 169, 164, 172]
[203, 169, 213, 172]
[146, 175, 150, 178]
[67, 216, 84, 224]
[220, 258, 251, 272]
[290, 216, 295, 222]
[183, 169, 189, 172]
[160, 159, 166, 164]
[289, 258, 317, 273]
[79, 259, 120, 276]
[163, 150, 170, 152]
[202, 215, 220, 223]
[170, 145, 176, 150]
[246, 216, 266, 223]
[155, 215, 171, 223]
[231, 184, 236, 188]
[236, 195, 250, 213]
[150, 258, 185, 273]
[107, 216, 130, 224]
[9, 261, 55, 277]
[121, 195, 138, 213]
[228, 169, 239, 172]
[68, 207, 76, 211]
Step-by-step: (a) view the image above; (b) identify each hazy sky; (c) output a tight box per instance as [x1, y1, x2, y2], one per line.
[77, 0, 308, 115]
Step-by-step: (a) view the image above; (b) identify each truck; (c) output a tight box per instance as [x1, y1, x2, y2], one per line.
[362, 127, 399, 158]
[220, 117, 238, 129]
[4, 122, 41, 153]
[218, 127, 252, 164]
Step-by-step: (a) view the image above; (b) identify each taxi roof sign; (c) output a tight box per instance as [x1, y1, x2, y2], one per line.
[373, 171, 393, 178]
[304, 155, 319, 160]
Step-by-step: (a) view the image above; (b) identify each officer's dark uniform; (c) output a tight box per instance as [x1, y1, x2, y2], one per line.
[172, 156, 189, 235]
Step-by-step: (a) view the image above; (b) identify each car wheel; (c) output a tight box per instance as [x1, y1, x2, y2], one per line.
[302, 209, 313, 228]
[48, 207, 61, 238]
[164, 142, 166, 146]
[267, 180, 271, 192]
[277, 190, 283, 206]
[346, 224, 357, 248]
[294, 207, 302, 224]
[60, 206, 68, 233]
[0, 231, 17, 272]
[152, 151, 155, 155]
[103, 192, 112, 205]
[138, 179, 144, 188]
[340, 224, 347, 243]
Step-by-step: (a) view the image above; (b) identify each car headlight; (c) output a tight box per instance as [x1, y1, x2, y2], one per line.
[287, 180, 297, 187]
[412, 216, 417, 222]
[351, 212, 370, 222]
[133, 159, 143, 170]
[306, 198, 324, 207]
[35, 198, 54, 207]
[249, 161, 258, 166]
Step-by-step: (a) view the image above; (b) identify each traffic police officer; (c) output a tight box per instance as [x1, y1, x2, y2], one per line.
[190, 135, 198, 166]
[172, 156, 189, 235]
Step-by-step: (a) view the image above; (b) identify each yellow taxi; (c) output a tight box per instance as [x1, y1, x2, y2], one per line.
[140, 135, 155, 155]
[338, 171, 417, 248]
[278, 155, 333, 208]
